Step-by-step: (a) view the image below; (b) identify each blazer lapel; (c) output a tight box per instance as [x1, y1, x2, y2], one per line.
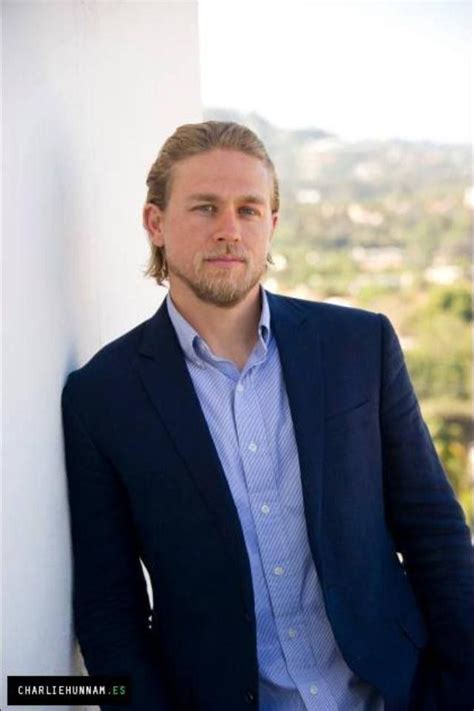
[135, 299, 255, 615]
[267, 291, 325, 578]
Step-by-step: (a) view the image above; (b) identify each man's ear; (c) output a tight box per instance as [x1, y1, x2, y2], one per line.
[270, 211, 279, 238]
[143, 203, 165, 247]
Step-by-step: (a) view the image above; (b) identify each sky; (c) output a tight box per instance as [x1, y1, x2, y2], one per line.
[198, 1, 472, 144]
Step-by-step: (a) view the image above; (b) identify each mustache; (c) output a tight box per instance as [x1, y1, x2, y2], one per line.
[201, 247, 248, 261]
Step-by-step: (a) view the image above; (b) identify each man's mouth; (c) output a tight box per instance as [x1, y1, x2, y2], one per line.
[205, 256, 246, 265]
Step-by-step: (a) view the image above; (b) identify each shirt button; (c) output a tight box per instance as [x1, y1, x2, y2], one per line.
[245, 689, 256, 703]
[309, 684, 318, 695]
[274, 566, 285, 576]
[248, 442, 258, 453]
[261, 503, 270, 515]
[288, 628, 298, 639]
[236, 383, 244, 392]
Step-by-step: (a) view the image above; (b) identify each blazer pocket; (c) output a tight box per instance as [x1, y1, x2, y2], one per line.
[325, 398, 374, 435]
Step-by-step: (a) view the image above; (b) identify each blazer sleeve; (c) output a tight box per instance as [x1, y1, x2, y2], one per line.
[62, 380, 174, 711]
[378, 313, 474, 706]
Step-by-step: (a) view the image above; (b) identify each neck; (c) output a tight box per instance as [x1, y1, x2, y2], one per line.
[168, 281, 263, 369]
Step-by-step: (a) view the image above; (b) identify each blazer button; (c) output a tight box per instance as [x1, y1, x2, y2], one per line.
[245, 689, 256, 704]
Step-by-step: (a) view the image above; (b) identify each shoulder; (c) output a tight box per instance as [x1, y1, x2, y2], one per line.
[62, 315, 153, 405]
[266, 290, 385, 338]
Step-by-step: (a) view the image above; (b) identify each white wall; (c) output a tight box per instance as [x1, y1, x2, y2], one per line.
[2, 2, 201, 708]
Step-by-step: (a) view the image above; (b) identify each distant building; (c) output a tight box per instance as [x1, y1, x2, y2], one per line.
[349, 273, 405, 293]
[348, 203, 384, 226]
[271, 253, 288, 272]
[351, 245, 404, 270]
[428, 198, 455, 214]
[464, 187, 474, 210]
[424, 263, 461, 285]
[353, 161, 382, 182]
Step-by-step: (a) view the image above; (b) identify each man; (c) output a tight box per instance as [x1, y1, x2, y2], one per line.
[62, 121, 474, 711]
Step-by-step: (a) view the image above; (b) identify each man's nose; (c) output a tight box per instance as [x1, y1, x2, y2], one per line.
[213, 208, 241, 241]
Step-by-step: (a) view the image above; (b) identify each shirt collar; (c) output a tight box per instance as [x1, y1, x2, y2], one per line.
[166, 285, 271, 366]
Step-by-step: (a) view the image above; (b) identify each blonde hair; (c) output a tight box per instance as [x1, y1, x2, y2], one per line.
[144, 121, 279, 284]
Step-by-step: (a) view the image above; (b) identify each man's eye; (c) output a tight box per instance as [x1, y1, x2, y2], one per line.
[195, 204, 215, 213]
[240, 206, 258, 216]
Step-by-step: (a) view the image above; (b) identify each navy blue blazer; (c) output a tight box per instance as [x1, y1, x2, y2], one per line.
[62, 291, 474, 711]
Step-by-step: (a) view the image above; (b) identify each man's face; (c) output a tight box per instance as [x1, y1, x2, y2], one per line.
[144, 149, 278, 307]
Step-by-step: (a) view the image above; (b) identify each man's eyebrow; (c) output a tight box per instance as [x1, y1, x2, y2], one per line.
[186, 192, 267, 205]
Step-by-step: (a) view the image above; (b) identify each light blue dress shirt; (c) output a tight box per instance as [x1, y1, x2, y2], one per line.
[166, 288, 384, 711]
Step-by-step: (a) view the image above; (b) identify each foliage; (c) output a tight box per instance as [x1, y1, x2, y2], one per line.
[425, 284, 472, 322]
[405, 312, 471, 401]
[426, 415, 473, 529]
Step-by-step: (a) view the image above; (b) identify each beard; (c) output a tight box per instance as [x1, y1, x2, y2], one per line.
[165, 246, 269, 308]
